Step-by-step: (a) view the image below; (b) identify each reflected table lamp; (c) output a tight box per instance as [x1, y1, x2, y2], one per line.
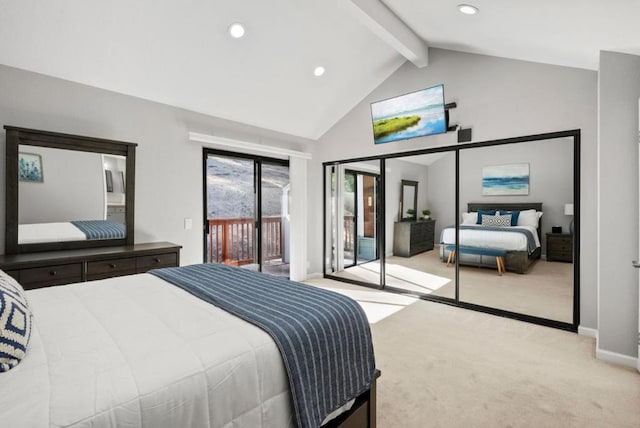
[564, 203, 574, 234]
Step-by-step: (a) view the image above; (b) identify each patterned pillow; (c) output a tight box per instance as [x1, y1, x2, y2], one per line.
[481, 214, 512, 228]
[476, 209, 497, 224]
[0, 271, 33, 372]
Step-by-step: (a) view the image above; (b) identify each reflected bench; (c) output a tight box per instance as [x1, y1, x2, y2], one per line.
[444, 245, 507, 276]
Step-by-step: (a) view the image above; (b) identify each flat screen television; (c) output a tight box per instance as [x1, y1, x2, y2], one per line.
[370, 84, 446, 144]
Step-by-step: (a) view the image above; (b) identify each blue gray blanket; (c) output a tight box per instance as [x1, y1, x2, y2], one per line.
[71, 220, 125, 240]
[441, 225, 538, 254]
[149, 263, 376, 428]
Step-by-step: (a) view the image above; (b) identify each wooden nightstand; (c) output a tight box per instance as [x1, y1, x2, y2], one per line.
[546, 233, 573, 262]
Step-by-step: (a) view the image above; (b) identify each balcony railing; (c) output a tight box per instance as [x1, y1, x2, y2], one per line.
[207, 216, 283, 265]
[344, 214, 354, 251]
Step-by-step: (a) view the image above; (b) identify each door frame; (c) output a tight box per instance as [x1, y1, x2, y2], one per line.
[343, 169, 381, 267]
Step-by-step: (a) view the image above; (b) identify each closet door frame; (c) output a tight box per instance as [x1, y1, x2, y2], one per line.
[322, 129, 581, 332]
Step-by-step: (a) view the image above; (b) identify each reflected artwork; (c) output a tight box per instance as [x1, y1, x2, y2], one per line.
[482, 163, 529, 196]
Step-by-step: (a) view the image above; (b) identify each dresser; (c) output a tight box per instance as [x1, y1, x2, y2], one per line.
[0, 242, 181, 290]
[393, 219, 435, 257]
[546, 233, 573, 262]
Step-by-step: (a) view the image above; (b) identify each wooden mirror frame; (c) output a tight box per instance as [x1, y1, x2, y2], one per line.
[399, 180, 418, 222]
[4, 126, 136, 254]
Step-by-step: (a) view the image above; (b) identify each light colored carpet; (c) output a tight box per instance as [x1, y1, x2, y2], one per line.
[305, 278, 640, 428]
[334, 247, 573, 323]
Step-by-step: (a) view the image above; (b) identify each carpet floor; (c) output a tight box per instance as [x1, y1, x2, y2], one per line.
[304, 278, 640, 428]
[334, 247, 573, 323]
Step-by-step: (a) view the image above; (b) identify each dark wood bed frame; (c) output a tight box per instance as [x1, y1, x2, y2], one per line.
[326, 369, 380, 428]
[439, 202, 542, 274]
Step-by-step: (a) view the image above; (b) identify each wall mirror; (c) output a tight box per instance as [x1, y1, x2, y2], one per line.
[400, 180, 418, 221]
[5, 126, 136, 254]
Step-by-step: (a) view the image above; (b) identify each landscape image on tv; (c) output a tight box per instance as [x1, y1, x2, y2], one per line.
[371, 84, 446, 144]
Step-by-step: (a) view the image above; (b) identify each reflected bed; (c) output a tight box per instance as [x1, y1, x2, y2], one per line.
[18, 220, 125, 244]
[439, 203, 543, 274]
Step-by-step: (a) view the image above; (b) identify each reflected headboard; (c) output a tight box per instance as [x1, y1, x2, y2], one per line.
[467, 202, 543, 242]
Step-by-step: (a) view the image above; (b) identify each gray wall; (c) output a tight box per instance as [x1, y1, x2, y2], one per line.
[598, 51, 640, 359]
[0, 64, 312, 265]
[18, 146, 105, 223]
[309, 48, 598, 331]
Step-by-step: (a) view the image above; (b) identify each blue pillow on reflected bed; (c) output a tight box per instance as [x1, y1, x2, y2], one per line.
[0, 270, 33, 372]
[476, 209, 497, 224]
[498, 210, 520, 226]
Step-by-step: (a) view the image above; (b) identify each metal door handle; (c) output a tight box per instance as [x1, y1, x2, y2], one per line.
[632, 261, 640, 268]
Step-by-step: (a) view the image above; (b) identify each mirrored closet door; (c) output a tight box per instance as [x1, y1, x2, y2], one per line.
[383, 152, 456, 300]
[457, 137, 576, 324]
[322, 130, 579, 330]
[324, 160, 383, 287]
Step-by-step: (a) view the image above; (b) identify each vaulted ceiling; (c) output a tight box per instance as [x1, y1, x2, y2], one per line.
[0, 1, 638, 140]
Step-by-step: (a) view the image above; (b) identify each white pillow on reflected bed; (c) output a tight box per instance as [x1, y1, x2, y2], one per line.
[461, 212, 477, 225]
[517, 209, 543, 228]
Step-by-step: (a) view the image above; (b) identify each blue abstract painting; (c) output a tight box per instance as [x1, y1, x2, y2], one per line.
[482, 163, 529, 196]
[18, 152, 44, 183]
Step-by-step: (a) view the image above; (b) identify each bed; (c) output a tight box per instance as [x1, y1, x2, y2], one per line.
[18, 220, 126, 244]
[439, 203, 543, 274]
[0, 264, 378, 428]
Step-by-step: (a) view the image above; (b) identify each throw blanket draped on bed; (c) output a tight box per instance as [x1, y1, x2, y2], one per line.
[70, 220, 125, 240]
[150, 263, 376, 428]
[441, 225, 538, 254]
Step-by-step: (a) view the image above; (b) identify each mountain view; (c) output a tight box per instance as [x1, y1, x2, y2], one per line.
[206, 156, 289, 218]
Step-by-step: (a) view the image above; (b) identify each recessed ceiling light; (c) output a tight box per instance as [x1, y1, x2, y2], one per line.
[457, 4, 479, 15]
[228, 23, 245, 39]
[314, 66, 325, 77]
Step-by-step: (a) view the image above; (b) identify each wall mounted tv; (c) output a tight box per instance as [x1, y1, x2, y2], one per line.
[370, 84, 446, 144]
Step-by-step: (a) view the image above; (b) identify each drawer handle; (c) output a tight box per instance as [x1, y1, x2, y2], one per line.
[153, 258, 161, 263]
[109, 263, 117, 268]
[49, 270, 57, 276]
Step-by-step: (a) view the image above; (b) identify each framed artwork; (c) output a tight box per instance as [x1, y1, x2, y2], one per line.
[18, 152, 44, 182]
[482, 163, 529, 196]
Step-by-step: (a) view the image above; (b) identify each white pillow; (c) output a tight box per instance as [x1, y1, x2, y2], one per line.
[517, 209, 543, 228]
[461, 212, 478, 225]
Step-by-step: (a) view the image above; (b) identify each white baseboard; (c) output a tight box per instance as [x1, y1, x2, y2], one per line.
[578, 326, 598, 338]
[596, 347, 638, 368]
[304, 272, 323, 280]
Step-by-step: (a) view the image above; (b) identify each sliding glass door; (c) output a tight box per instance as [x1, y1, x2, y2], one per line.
[204, 149, 290, 277]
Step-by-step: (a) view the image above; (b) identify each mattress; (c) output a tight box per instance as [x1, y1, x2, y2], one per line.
[0, 274, 297, 428]
[440, 224, 540, 252]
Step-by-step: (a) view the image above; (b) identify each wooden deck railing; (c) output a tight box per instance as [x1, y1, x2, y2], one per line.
[344, 215, 354, 251]
[207, 216, 283, 265]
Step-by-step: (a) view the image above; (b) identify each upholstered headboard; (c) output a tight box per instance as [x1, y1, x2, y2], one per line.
[467, 202, 543, 242]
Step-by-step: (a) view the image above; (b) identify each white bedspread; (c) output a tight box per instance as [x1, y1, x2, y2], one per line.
[18, 222, 87, 244]
[440, 224, 540, 251]
[0, 274, 295, 428]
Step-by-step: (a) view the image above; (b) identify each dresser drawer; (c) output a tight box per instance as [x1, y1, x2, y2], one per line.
[548, 240, 572, 252]
[87, 257, 136, 281]
[19, 263, 82, 290]
[137, 252, 178, 272]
